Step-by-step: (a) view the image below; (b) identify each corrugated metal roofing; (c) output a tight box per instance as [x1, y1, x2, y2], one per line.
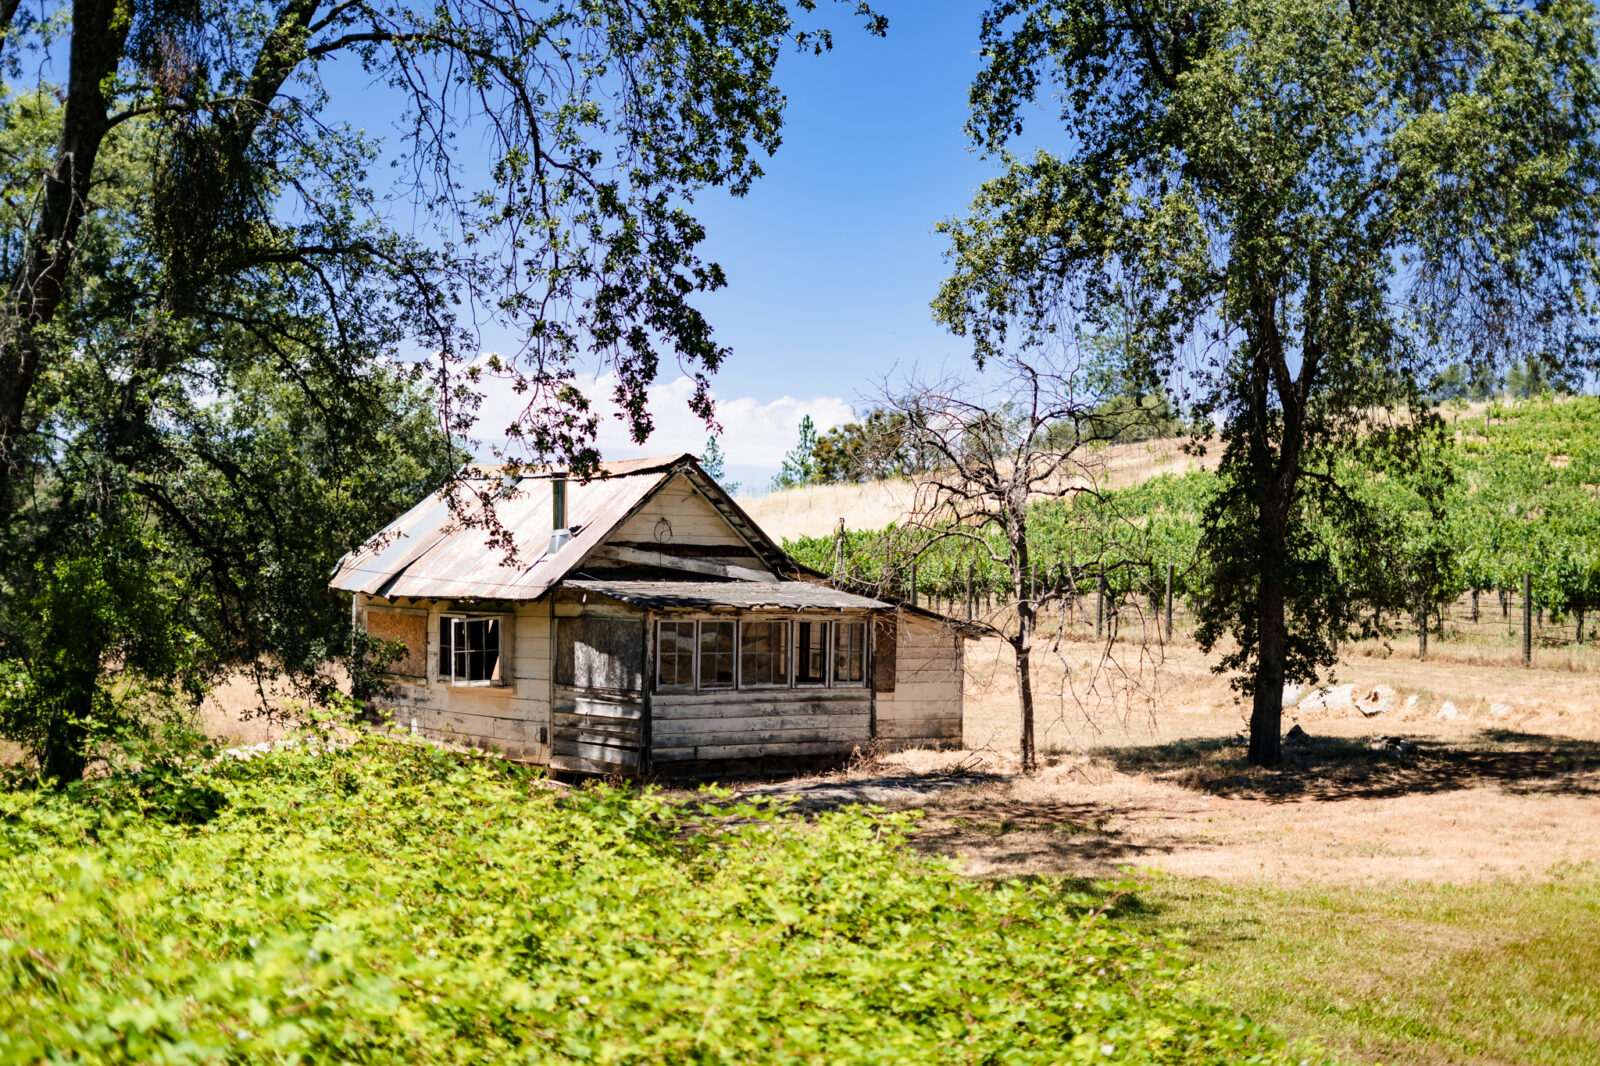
[330, 457, 696, 601]
[565, 578, 889, 611]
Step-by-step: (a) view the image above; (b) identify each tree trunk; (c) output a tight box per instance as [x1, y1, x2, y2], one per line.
[0, 0, 129, 522]
[39, 709, 92, 783]
[1249, 567, 1287, 767]
[1013, 630, 1035, 773]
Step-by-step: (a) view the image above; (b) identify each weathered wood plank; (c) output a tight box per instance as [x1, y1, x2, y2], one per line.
[876, 717, 960, 739]
[650, 724, 867, 749]
[553, 715, 642, 743]
[550, 754, 639, 775]
[552, 694, 645, 720]
[652, 713, 869, 739]
[651, 692, 869, 716]
[591, 544, 777, 583]
[551, 738, 641, 766]
[652, 740, 857, 762]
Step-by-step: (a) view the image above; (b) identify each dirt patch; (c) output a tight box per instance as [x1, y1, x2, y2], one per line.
[832, 635, 1600, 887]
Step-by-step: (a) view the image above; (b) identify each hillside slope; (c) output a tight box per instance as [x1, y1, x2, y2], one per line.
[739, 435, 1216, 541]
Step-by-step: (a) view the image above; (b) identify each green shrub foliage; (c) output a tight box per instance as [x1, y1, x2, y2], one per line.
[0, 736, 1301, 1064]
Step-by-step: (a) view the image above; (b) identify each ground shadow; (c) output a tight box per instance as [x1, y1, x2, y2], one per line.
[903, 796, 1189, 870]
[1091, 728, 1600, 802]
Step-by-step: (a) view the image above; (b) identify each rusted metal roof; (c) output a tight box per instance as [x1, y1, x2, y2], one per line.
[565, 578, 889, 611]
[330, 457, 698, 601]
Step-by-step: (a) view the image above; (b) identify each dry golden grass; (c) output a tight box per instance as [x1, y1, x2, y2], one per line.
[738, 435, 1217, 541]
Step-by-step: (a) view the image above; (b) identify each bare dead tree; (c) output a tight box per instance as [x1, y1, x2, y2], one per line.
[882, 343, 1137, 771]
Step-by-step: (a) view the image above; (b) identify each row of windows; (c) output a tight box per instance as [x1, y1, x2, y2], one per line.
[655, 619, 866, 692]
[403, 614, 867, 693]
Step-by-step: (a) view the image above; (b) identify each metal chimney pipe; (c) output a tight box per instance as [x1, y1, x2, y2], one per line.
[546, 473, 573, 555]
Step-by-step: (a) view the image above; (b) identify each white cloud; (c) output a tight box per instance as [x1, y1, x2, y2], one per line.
[465, 368, 854, 473]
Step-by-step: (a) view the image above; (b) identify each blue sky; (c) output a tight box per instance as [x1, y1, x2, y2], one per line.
[463, 2, 1000, 491]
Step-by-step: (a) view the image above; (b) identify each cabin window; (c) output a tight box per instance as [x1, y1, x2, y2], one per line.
[833, 621, 867, 685]
[652, 618, 870, 692]
[739, 620, 789, 687]
[438, 615, 503, 685]
[697, 621, 736, 689]
[656, 620, 696, 690]
[795, 621, 829, 686]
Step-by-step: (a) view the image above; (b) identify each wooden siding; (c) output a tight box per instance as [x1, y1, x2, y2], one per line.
[550, 688, 645, 774]
[611, 473, 748, 548]
[874, 613, 964, 750]
[650, 687, 870, 765]
[364, 596, 554, 763]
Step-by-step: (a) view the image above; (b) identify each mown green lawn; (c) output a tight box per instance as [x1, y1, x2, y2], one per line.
[1123, 872, 1600, 1066]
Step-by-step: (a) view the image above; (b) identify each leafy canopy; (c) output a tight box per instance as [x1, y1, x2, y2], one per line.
[937, 0, 1600, 762]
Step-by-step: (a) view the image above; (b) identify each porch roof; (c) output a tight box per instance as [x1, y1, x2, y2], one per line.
[564, 578, 889, 611]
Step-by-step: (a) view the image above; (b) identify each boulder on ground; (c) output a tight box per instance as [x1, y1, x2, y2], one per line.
[1437, 700, 1460, 720]
[1358, 684, 1397, 717]
[1282, 683, 1304, 707]
[1298, 683, 1356, 713]
[1285, 723, 1309, 746]
[1403, 694, 1419, 714]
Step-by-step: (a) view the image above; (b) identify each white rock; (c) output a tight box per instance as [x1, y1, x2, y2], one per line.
[1490, 702, 1512, 717]
[1404, 694, 1419, 714]
[1282, 683, 1304, 707]
[1359, 684, 1397, 717]
[1437, 700, 1460, 720]
[1298, 683, 1356, 713]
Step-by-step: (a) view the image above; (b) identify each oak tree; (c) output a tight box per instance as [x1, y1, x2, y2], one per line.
[937, 0, 1600, 765]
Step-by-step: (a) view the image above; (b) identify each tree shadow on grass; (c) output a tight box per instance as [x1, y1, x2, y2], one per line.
[1092, 729, 1600, 802]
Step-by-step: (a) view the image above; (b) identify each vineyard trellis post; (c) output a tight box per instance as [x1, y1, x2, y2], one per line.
[1417, 592, 1428, 661]
[1523, 572, 1533, 667]
[1165, 563, 1174, 643]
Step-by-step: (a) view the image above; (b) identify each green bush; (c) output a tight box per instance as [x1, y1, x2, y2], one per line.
[0, 735, 1308, 1064]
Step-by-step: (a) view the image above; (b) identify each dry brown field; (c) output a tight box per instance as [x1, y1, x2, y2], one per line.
[831, 630, 1600, 890]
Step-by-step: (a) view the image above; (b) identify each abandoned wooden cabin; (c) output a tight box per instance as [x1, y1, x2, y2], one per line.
[329, 454, 971, 776]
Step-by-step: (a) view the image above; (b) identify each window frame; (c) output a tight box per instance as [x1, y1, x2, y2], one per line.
[793, 619, 831, 688]
[831, 620, 869, 688]
[650, 615, 872, 693]
[737, 618, 791, 690]
[653, 619, 698, 692]
[436, 612, 511, 687]
[697, 620, 738, 691]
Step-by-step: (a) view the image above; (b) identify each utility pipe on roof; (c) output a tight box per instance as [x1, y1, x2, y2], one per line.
[547, 473, 573, 555]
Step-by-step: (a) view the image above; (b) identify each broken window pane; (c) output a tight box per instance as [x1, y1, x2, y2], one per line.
[657, 620, 695, 689]
[795, 620, 828, 686]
